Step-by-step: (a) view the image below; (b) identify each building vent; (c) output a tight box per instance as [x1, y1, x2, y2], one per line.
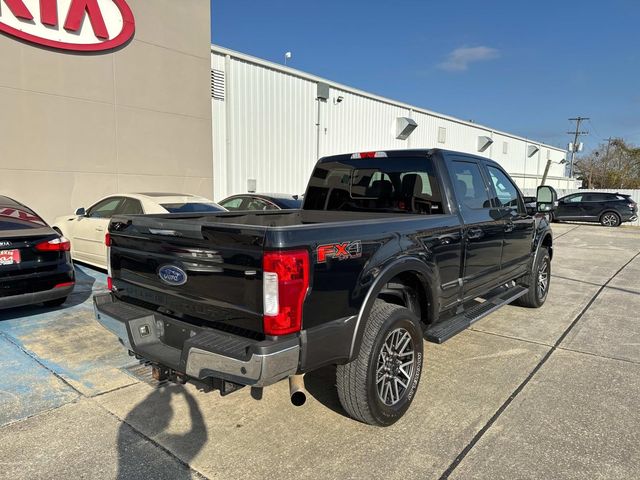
[211, 69, 225, 100]
[396, 117, 418, 140]
[527, 145, 540, 158]
[438, 127, 446, 144]
[477, 136, 493, 152]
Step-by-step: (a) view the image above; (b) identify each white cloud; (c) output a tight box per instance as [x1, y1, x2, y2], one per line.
[438, 46, 500, 72]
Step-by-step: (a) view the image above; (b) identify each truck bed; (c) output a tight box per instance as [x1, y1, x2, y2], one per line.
[107, 209, 456, 336]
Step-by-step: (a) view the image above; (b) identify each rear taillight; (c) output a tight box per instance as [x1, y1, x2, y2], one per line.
[105, 233, 113, 290]
[35, 236, 71, 252]
[263, 250, 309, 336]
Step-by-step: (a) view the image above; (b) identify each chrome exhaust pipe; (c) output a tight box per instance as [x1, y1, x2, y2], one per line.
[288, 374, 306, 407]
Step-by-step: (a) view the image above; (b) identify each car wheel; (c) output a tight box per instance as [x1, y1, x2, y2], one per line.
[43, 297, 67, 307]
[600, 211, 621, 227]
[515, 248, 551, 308]
[336, 300, 423, 426]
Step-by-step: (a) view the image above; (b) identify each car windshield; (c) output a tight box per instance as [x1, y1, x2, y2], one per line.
[161, 202, 225, 213]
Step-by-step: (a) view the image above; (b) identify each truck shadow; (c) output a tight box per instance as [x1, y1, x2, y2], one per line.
[303, 365, 351, 419]
[116, 384, 207, 479]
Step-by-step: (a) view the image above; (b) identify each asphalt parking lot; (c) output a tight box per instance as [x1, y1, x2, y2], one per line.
[1, 223, 639, 480]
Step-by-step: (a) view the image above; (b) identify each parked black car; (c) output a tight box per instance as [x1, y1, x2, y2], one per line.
[94, 149, 557, 426]
[219, 193, 302, 211]
[0, 196, 74, 309]
[554, 192, 638, 227]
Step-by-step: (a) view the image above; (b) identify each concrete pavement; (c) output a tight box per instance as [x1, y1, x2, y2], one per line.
[1, 223, 639, 479]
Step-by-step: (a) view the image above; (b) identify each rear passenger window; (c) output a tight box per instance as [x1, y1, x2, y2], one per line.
[117, 198, 144, 215]
[487, 166, 522, 211]
[451, 161, 490, 209]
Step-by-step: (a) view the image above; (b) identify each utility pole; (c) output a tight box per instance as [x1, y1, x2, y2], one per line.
[567, 116, 589, 178]
[602, 137, 613, 187]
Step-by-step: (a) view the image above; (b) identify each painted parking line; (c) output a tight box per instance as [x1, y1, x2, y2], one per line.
[0, 334, 78, 427]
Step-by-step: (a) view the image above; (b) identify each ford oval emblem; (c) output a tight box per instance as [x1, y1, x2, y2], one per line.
[158, 265, 187, 286]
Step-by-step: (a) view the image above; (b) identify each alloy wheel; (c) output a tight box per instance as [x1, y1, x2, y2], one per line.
[602, 213, 619, 227]
[376, 327, 415, 406]
[537, 259, 549, 299]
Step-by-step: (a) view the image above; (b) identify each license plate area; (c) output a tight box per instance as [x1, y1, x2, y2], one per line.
[0, 249, 21, 266]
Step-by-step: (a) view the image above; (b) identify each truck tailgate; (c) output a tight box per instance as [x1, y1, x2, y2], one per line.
[108, 215, 266, 334]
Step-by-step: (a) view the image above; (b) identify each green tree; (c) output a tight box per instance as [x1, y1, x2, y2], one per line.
[575, 138, 640, 189]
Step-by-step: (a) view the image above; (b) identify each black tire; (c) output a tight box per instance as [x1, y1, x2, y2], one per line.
[336, 300, 423, 426]
[599, 211, 621, 227]
[43, 297, 67, 307]
[549, 212, 557, 223]
[515, 248, 550, 308]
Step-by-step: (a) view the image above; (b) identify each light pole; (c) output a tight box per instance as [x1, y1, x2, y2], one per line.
[541, 159, 567, 186]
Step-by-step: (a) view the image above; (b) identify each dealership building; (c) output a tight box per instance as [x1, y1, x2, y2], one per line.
[0, 0, 213, 223]
[1, 1, 574, 223]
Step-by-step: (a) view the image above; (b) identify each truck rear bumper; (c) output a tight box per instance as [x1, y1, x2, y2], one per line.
[93, 293, 300, 387]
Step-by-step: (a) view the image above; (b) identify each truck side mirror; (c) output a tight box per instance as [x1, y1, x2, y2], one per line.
[74, 207, 86, 216]
[536, 186, 557, 213]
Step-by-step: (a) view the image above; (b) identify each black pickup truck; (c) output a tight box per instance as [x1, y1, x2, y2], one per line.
[94, 149, 557, 426]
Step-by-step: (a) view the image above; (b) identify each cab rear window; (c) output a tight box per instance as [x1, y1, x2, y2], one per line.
[304, 157, 444, 214]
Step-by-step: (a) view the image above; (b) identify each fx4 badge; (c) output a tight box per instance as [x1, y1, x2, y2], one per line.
[317, 241, 362, 263]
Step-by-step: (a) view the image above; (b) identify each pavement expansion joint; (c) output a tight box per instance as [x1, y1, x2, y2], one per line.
[89, 397, 210, 480]
[555, 346, 640, 366]
[0, 396, 83, 430]
[468, 328, 554, 349]
[438, 248, 640, 480]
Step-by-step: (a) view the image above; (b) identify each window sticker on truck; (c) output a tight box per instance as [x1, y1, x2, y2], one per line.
[317, 241, 362, 263]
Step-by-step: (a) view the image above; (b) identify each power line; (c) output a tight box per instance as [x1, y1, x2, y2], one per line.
[567, 116, 589, 177]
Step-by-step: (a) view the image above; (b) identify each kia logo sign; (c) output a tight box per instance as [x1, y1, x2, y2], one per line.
[0, 0, 135, 52]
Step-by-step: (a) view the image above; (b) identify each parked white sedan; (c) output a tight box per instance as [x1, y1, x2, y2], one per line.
[53, 193, 225, 269]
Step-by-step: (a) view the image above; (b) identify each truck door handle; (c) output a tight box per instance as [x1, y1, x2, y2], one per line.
[467, 228, 483, 240]
[96, 227, 104, 232]
[504, 222, 515, 233]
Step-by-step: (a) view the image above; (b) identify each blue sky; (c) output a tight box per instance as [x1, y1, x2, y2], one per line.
[211, 0, 640, 151]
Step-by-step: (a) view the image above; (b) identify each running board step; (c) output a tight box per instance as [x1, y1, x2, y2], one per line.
[425, 285, 528, 344]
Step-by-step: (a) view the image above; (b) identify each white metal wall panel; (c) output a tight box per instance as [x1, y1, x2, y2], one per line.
[210, 45, 576, 199]
[322, 88, 412, 156]
[211, 52, 228, 198]
[219, 57, 317, 199]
